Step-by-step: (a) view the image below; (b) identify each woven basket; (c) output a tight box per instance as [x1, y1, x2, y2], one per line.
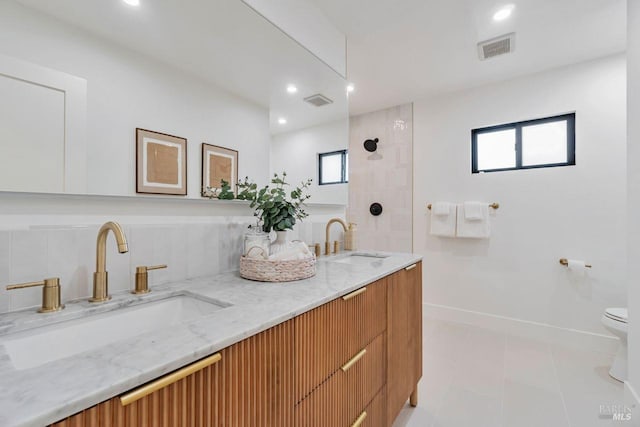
[240, 247, 316, 282]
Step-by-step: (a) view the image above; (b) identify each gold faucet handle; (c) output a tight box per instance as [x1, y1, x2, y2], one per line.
[6, 278, 64, 313]
[134, 264, 167, 295]
[136, 264, 168, 273]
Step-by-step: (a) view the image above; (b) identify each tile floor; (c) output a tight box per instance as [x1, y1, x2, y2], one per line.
[394, 316, 624, 427]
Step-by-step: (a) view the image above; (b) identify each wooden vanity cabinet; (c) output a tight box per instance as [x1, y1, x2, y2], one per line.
[293, 276, 387, 403]
[294, 333, 386, 427]
[387, 262, 423, 424]
[50, 262, 422, 427]
[50, 321, 295, 427]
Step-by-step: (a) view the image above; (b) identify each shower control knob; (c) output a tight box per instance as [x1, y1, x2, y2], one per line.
[369, 202, 383, 216]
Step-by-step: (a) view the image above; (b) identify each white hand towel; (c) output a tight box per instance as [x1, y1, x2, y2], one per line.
[456, 203, 490, 238]
[463, 201, 484, 221]
[433, 202, 452, 216]
[268, 241, 313, 261]
[430, 203, 457, 237]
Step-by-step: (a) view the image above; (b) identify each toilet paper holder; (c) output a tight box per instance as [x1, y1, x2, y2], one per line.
[559, 258, 592, 269]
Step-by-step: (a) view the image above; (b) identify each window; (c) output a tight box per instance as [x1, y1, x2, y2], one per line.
[319, 150, 348, 185]
[471, 113, 575, 173]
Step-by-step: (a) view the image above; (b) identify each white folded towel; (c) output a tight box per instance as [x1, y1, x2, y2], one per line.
[268, 241, 313, 261]
[433, 202, 452, 216]
[463, 201, 484, 221]
[430, 203, 457, 237]
[456, 203, 490, 238]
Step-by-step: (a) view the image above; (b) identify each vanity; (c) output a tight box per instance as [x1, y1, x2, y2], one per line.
[0, 253, 422, 426]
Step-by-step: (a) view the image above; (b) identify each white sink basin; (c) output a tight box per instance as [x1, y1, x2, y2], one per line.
[330, 253, 389, 265]
[0, 295, 228, 370]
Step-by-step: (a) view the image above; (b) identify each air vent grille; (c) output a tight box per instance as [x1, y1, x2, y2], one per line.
[478, 33, 515, 60]
[304, 93, 333, 107]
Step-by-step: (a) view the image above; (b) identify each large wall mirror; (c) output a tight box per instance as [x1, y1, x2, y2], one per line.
[0, 0, 348, 204]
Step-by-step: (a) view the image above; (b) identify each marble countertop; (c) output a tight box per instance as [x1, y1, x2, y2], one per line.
[0, 251, 421, 427]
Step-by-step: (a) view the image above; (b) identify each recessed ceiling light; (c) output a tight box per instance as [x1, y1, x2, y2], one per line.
[493, 5, 514, 21]
[346, 84, 355, 93]
[286, 84, 298, 94]
[123, 0, 140, 6]
[278, 118, 287, 125]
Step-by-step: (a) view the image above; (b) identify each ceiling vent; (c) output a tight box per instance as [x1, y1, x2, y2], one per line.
[477, 33, 515, 60]
[304, 93, 333, 107]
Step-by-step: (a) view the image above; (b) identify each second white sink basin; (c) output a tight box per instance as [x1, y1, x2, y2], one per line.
[330, 253, 389, 265]
[0, 294, 228, 370]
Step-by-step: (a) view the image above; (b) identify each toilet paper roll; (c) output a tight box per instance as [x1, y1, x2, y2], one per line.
[567, 259, 586, 274]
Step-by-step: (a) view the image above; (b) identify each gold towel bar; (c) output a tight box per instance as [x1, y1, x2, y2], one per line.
[120, 353, 222, 406]
[559, 258, 592, 269]
[427, 202, 499, 210]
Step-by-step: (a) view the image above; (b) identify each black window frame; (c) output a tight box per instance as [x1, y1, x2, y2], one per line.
[471, 113, 576, 174]
[318, 149, 348, 185]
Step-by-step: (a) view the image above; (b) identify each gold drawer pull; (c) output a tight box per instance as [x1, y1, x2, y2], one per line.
[120, 353, 222, 406]
[341, 348, 367, 372]
[351, 410, 367, 427]
[405, 264, 417, 271]
[342, 287, 367, 301]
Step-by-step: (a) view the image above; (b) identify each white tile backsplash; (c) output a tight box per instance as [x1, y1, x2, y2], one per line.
[0, 217, 337, 314]
[149, 226, 172, 286]
[0, 231, 11, 313]
[167, 225, 188, 283]
[186, 224, 219, 279]
[10, 230, 48, 310]
[47, 229, 83, 302]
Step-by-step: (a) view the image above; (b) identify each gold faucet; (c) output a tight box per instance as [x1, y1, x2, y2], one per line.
[325, 218, 348, 255]
[90, 221, 129, 303]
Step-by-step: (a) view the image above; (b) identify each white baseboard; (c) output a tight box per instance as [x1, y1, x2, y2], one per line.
[424, 302, 619, 354]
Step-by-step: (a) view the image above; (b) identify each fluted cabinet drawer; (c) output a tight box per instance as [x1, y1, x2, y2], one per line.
[295, 333, 386, 427]
[49, 321, 294, 427]
[294, 277, 387, 403]
[359, 387, 387, 427]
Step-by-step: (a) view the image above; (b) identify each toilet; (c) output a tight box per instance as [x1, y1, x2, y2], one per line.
[601, 307, 628, 382]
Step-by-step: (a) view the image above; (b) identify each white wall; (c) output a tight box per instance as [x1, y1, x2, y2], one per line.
[271, 120, 348, 205]
[414, 54, 627, 336]
[0, 1, 270, 197]
[627, 0, 640, 412]
[242, 0, 346, 78]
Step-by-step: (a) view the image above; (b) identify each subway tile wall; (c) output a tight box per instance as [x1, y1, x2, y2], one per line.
[348, 103, 413, 252]
[0, 219, 338, 314]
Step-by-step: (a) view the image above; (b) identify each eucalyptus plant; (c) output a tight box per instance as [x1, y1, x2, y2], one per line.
[202, 179, 235, 199]
[237, 172, 312, 232]
[217, 180, 235, 200]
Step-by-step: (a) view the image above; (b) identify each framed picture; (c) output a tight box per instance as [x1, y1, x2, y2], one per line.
[201, 143, 238, 198]
[136, 128, 187, 195]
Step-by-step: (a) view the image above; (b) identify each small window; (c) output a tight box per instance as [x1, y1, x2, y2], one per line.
[472, 113, 575, 173]
[319, 150, 348, 185]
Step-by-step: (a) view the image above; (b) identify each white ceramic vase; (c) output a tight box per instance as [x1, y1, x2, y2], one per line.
[270, 230, 290, 255]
